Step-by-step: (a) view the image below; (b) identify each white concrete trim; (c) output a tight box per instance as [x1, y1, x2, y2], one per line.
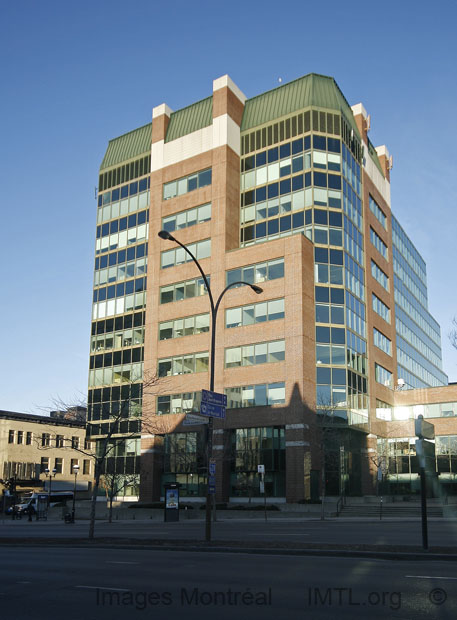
[140, 448, 158, 454]
[152, 103, 172, 119]
[375, 145, 390, 159]
[351, 102, 367, 119]
[213, 114, 241, 155]
[286, 423, 308, 430]
[142, 434, 156, 439]
[364, 149, 391, 206]
[151, 114, 241, 171]
[213, 74, 246, 104]
[151, 140, 164, 172]
[367, 434, 377, 439]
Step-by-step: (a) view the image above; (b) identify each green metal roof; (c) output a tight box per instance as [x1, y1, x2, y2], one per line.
[242, 73, 360, 137]
[165, 96, 213, 143]
[100, 123, 152, 170]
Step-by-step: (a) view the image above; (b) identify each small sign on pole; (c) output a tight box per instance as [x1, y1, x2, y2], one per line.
[183, 413, 209, 426]
[200, 390, 227, 419]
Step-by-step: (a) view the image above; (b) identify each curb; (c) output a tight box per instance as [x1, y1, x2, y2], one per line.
[1, 539, 457, 561]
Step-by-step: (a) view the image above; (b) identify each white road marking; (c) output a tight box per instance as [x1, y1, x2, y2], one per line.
[405, 575, 457, 580]
[76, 585, 131, 591]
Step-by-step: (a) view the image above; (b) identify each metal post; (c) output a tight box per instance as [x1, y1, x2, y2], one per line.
[72, 465, 79, 523]
[158, 231, 262, 543]
[420, 466, 428, 550]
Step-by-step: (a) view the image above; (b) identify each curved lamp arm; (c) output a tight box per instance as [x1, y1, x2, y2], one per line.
[158, 230, 214, 313]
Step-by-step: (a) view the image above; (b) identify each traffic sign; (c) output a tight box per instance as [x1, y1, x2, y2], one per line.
[201, 390, 227, 406]
[258, 464, 265, 474]
[415, 438, 436, 470]
[415, 415, 435, 440]
[209, 459, 216, 476]
[208, 475, 216, 494]
[200, 402, 226, 418]
[183, 413, 209, 426]
[199, 390, 227, 418]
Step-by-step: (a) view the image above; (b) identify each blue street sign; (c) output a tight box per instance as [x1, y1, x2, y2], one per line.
[208, 474, 216, 495]
[201, 389, 227, 407]
[200, 401, 226, 419]
[209, 460, 216, 476]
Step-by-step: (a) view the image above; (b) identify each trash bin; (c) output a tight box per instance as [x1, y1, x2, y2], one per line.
[164, 483, 180, 522]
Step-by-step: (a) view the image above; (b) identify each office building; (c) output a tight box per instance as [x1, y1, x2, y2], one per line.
[88, 73, 454, 501]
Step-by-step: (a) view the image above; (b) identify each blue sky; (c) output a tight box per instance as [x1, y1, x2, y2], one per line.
[1, 0, 456, 413]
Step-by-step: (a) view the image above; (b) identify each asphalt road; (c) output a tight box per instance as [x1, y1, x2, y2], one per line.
[0, 547, 456, 619]
[2, 517, 457, 548]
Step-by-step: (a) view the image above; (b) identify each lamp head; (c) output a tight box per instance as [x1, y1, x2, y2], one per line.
[52, 468, 57, 474]
[73, 465, 80, 472]
[44, 468, 50, 474]
[251, 285, 263, 294]
[158, 230, 174, 241]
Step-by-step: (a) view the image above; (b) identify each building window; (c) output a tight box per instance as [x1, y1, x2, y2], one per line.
[40, 457, 49, 473]
[370, 227, 388, 260]
[158, 352, 209, 377]
[83, 460, 90, 475]
[26, 432, 32, 445]
[162, 203, 211, 232]
[157, 392, 200, 415]
[56, 435, 64, 448]
[84, 438, 92, 450]
[54, 458, 63, 474]
[226, 258, 284, 287]
[226, 382, 286, 408]
[17, 431, 23, 445]
[70, 459, 79, 474]
[373, 328, 392, 355]
[372, 294, 390, 323]
[371, 260, 389, 291]
[226, 298, 285, 328]
[8, 430, 15, 444]
[225, 340, 285, 368]
[161, 239, 211, 269]
[369, 195, 387, 229]
[71, 436, 80, 450]
[163, 168, 212, 200]
[41, 433, 51, 447]
[159, 313, 210, 341]
[160, 276, 208, 305]
[375, 363, 393, 388]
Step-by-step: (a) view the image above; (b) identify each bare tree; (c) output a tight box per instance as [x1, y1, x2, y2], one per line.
[317, 401, 342, 519]
[101, 473, 138, 523]
[450, 317, 457, 351]
[38, 371, 177, 539]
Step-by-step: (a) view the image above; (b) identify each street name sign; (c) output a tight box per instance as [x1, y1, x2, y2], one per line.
[183, 413, 208, 426]
[200, 389, 227, 419]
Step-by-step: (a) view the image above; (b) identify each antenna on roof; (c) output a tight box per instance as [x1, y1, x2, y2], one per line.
[366, 114, 371, 132]
[388, 155, 394, 170]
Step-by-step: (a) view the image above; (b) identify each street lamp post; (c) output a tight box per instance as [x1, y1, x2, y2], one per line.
[71, 465, 80, 522]
[158, 230, 263, 542]
[44, 467, 57, 507]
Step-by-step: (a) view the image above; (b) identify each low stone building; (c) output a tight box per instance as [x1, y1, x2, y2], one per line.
[0, 409, 94, 498]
